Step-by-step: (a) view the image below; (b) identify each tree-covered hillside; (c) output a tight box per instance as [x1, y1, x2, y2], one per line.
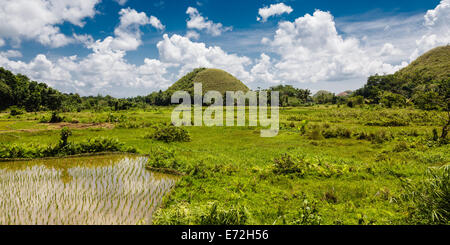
[355, 45, 449, 111]
[0, 67, 63, 111]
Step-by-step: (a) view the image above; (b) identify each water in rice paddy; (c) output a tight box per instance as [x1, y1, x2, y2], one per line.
[0, 155, 178, 225]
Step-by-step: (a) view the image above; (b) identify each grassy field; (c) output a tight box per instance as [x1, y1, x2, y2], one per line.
[0, 106, 448, 225]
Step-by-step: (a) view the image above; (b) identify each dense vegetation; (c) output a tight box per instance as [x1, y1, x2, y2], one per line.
[168, 68, 250, 95]
[0, 127, 136, 159]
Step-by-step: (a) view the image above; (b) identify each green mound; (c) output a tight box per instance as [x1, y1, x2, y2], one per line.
[356, 45, 450, 100]
[395, 45, 450, 84]
[168, 68, 250, 95]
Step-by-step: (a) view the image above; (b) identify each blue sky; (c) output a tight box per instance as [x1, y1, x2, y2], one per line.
[0, 0, 448, 97]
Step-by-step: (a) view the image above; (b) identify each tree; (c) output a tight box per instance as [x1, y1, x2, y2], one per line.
[0, 81, 12, 109]
[380, 92, 408, 108]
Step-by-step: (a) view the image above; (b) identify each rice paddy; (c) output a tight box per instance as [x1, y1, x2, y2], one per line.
[0, 155, 178, 225]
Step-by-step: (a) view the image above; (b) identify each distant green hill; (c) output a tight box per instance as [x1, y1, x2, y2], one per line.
[396, 45, 450, 86]
[168, 68, 250, 95]
[356, 45, 450, 104]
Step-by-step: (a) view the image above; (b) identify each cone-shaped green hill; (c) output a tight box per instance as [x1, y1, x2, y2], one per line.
[167, 68, 250, 95]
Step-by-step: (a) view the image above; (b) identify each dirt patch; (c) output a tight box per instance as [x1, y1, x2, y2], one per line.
[0, 122, 114, 134]
[43, 122, 115, 130]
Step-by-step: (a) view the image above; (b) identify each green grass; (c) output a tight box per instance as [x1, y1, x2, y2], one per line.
[0, 105, 448, 225]
[169, 68, 249, 95]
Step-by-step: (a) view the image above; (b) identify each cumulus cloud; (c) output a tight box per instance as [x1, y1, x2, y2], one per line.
[0, 8, 170, 97]
[257, 3, 293, 22]
[186, 7, 232, 36]
[157, 34, 252, 80]
[410, 0, 450, 61]
[185, 30, 200, 40]
[90, 8, 165, 52]
[0, 50, 22, 58]
[114, 0, 128, 6]
[256, 10, 406, 85]
[0, 0, 100, 48]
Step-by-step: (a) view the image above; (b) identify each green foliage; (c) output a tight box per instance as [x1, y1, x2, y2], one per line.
[153, 202, 248, 225]
[313, 90, 336, 104]
[50, 111, 64, 123]
[146, 123, 191, 143]
[268, 85, 311, 106]
[355, 46, 450, 110]
[168, 68, 249, 96]
[0, 67, 63, 112]
[0, 128, 136, 159]
[380, 92, 408, 108]
[402, 165, 450, 225]
[366, 118, 409, 127]
[59, 127, 72, 147]
[288, 198, 322, 225]
[146, 146, 181, 170]
[272, 153, 305, 175]
[196, 202, 248, 225]
[9, 106, 24, 116]
[272, 153, 352, 178]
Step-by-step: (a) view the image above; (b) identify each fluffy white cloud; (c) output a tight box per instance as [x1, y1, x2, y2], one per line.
[114, 0, 128, 6]
[0, 8, 170, 97]
[257, 3, 293, 22]
[410, 0, 450, 61]
[250, 53, 280, 84]
[90, 8, 165, 52]
[186, 7, 232, 36]
[157, 34, 252, 81]
[256, 10, 406, 85]
[185, 30, 200, 40]
[0, 50, 22, 58]
[0, 0, 100, 47]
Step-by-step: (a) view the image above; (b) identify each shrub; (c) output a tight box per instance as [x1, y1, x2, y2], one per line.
[272, 154, 304, 175]
[366, 119, 409, 127]
[289, 199, 322, 225]
[9, 106, 24, 116]
[49, 111, 64, 123]
[0, 128, 136, 159]
[393, 141, 410, 152]
[308, 127, 324, 141]
[196, 202, 248, 225]
[322, 127, 352, 139]
[146, 146, 180, 170]
[146, 123, 191, 143]
[59, 127, 72, 147]
[153, 202, 248, 225]
[402, 165, 450, 225]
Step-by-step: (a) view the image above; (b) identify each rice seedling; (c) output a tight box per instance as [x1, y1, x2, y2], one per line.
[0, 156, 177, 225]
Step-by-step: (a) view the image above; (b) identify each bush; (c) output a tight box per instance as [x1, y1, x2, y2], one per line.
[366, 118, 409, 127]
[288, 198, 322, 225]
[322, 127, 352, 139]
[146, 123, 191, 143]
[272, 154, 304, 175]
[9, 106, 24, 116]
[0, 128, 136, 159]
[197, 202, 248, 225]
[153, 202, 248, 225]
[308, 127, 324, 140]
[49, 111, 64, 123]
[355, 130, 393, 144]
[146, 146, 181, 170]
[402, 165, 450, 225]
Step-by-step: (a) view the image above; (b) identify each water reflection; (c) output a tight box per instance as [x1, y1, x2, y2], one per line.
[0, 155, 177, 225]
